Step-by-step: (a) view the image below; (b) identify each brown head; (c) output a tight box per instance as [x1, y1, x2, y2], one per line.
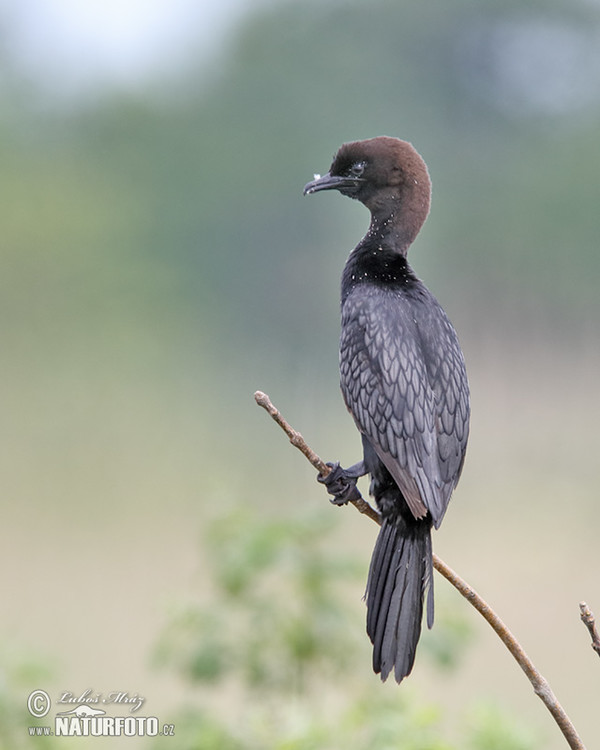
[304, 136, 431, 253]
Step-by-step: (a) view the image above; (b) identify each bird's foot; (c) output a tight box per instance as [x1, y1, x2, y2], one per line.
[317, 461, 365, 506]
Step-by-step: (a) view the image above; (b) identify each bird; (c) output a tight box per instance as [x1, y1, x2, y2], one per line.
[303, 136, 470, 683]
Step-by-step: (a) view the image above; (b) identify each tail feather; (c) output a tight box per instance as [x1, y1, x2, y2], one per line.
[366, 521, 397, 637]
[366, 517, 433, 683]
[425, 530, 434, 629]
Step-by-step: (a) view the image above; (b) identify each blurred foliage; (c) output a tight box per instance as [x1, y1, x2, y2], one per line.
[153, 505, 540, 749]
[466, 703, 540, 750]
[0, 647, 60, 749]
[419, 602, 472, 672]
[155, 507, 365, 692]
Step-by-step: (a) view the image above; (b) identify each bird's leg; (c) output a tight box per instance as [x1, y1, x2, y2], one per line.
[317, 461, 366, 505]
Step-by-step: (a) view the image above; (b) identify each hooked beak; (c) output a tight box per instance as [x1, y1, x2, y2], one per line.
[303, 172, 363, 196]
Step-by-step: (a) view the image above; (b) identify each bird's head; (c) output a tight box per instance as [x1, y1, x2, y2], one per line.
[304, 136, 431, 249]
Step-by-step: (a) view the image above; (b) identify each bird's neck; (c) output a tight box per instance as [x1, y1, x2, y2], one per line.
[341, 190, 428, 301]
[341, 232, 417, 303]
[366, 213, 412, 254]
[363, 180, 430, 253]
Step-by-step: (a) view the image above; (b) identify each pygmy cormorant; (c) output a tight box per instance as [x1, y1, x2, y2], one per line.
[303, 136, 470, 683]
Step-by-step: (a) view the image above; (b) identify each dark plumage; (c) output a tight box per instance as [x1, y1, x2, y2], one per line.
[304, 137, 470, 683]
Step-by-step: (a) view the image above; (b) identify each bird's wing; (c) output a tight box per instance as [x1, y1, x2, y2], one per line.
[423, 303, 470, 498]
[340, 286, 468, 526]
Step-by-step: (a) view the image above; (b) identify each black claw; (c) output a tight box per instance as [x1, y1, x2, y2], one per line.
[317, 461, 362, 505]
[317, 461, 339, 486]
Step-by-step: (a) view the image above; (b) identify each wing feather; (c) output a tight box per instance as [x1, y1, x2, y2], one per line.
[340, 284, 469, 527]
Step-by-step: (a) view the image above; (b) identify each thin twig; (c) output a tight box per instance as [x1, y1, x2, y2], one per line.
[254, 389, 585, 750]
[434, 557, 584, 750]
[254, 391, 381, 525]
[579, 602, 600, 658]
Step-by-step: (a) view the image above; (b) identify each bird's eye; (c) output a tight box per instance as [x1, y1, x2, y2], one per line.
[350, 161, 366, 177]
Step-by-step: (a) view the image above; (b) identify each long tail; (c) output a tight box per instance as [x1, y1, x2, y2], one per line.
[366, 516, 433, 683]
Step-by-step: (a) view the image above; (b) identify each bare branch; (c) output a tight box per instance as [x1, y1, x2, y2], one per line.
[579, 602, 600, 658]
[254, 391, 381, 525]
[254, 389, 586, 750]
[433, 557, 584, 750]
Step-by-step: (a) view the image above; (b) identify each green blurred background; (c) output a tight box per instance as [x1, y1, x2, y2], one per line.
[2, 0, 600, 747]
